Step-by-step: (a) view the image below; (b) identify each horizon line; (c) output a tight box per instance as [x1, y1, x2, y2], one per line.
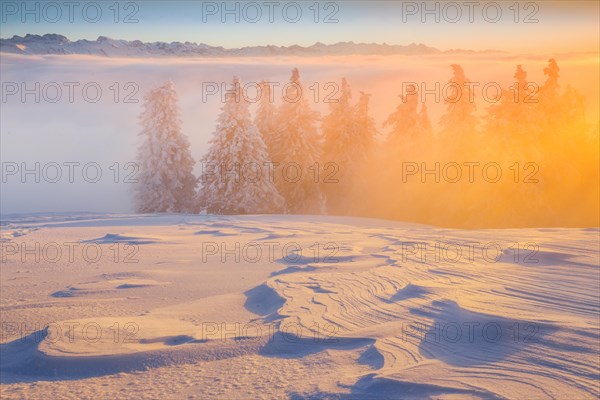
[2, 33, 504, 54]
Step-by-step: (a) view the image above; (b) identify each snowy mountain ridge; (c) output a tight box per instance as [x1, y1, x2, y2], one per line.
[0, 34, 491, 57]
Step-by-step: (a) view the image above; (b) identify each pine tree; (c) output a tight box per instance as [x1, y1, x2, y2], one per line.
[322, 78, 353, 167]
[354, 92, 378, 148]
[420, 103, 433, 137]
[536, 60, 596, 226]
[254, 80, 278, 161]
[199, 77, 284, 215]
[542, 58, 560, 99]
[322, 81, 376, 213]
[134, 81, 198, 213]
[486, 64, 539, 140]
[384, 84, 431, 147]
[321, 78, 352, 212]
[433, 65, 480, 225]
[271, 68, 324, 214]
[379, 84, 433, 224]
[539, 58, 563, 132]
[439, 64, 477, 140]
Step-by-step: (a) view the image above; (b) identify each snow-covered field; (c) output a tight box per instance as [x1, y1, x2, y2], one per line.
[1, 214, 598, 399]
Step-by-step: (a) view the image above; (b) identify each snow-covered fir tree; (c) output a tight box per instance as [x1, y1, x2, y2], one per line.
[322, 78, 354, 170]
[429, 65, 480, 225]
[377, 84, 433, 224]
[439, 64, 477, 139]
[419, 103, 433, 137]
[542, 58, 560, 100]
[134, 81, 198, 213]
[384, 84, 431, 147]
[539, 58, 564, 131]
[485, 64, 539, 140]
[199, 77, 284, 214]
[322, 81, 376, 213]
[354, 91, 378, 151]
[254, 80, 278, 161]
[271, 68, 324, 214]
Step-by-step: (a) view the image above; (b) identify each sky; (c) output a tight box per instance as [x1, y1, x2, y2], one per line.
[1, 1, 598, 53]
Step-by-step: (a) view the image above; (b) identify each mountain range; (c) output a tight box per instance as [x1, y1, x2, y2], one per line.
[0, 34, 492, 57]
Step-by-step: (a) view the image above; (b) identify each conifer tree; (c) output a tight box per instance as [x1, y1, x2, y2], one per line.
[384, 84, 431, 146]
[200, 77, 284, 214]
[254, 80, 278, 160]
[377, 85, 433, 223]
[271, 68, 324, 214]
[134, 81, 197, 213]
[439, 64, 477, 139]
[322, 81, 376, 213]
[486, 64, 539, 140]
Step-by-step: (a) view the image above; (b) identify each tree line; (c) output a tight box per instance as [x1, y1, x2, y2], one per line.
[134, 60, 599, 228]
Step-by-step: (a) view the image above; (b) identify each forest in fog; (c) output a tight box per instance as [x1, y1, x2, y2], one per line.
[134, 59, 599, 228]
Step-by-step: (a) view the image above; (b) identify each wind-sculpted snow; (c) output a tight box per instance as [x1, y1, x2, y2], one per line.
[0, 215, 598, 399]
